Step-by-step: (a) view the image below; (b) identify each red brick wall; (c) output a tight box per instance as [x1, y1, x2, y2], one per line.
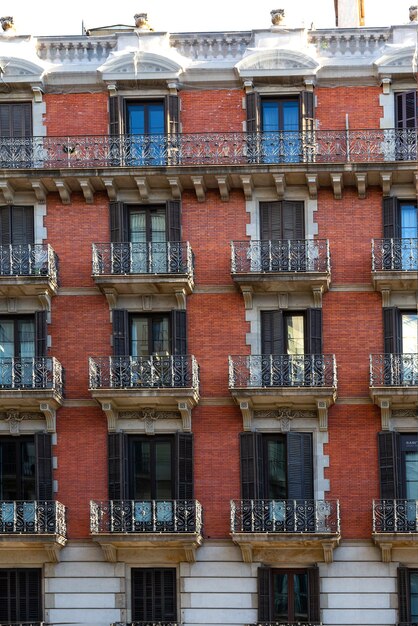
[181, 90, 244, 133]
[44, 93, 109, 135]
[316, 86, 383, 129]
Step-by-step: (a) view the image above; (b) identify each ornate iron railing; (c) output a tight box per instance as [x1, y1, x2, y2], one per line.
[0, 623, 44, 626]
[111, 623, 180, 626]
[372, 238, 418, 272]
[229, 354, 337, 389]
[250, 622, 322, 626]
[0, 501, 66, 537]
[0, 357, 63, 393]
[89, 355, 199, 390]
[231, 499, 340, 534]
[231, 239, 330, 274]
[92, 242, 193, 277]
[370, 354, 418, 387]
[0, 129, 416, 169]
[373, 499, 418, 533]
[91, 500, 202, 534]
[0, 244, 58, 284]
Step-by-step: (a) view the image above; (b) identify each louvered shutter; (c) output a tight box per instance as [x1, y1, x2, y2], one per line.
[246, 92, 260, 133]
[171, 310, 187, 355]
[260, 201, 282, 241]
[239, 431, 263, 499]
[20, 569, 41, 621]
[300, 91, 314, 132]
[0, 103, 32, 138]
[35, 310, 48, 358]
[287, 432, 313, 499]
[383, 197, 399, 239]
[261, 310, 284, 355]
[109, 96, 124, 135]
[132, 568, 176, 621]
[108, 432, 127, 500]
[35, 432, 53, 501]
[398, 567, 411, 624]
[10, 206, 34, 245]
[282, 200, 305, 239]
[167, 200, 181, 242]
[0, 570, 10, 621]
[396, 91, 417, 129]
[258, 567, 272, 621]
[306, 308, 323, 354]
[308, 566, 320, 622]
[112, 309, 129, 357]
[175, 432, 193, 500]
[0, 206, 11, 245]
[383, 307, 401, 354]
[378, 431, 401, 499]
[109, 202, 128, 243]
[166, 95, 180, 134]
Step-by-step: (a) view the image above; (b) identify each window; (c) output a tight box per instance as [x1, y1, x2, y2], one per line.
[383, 198, 418, 270]
[109, 201, 181, 274]
[258, 566, 319, 623]
[131, 314, 170, 357]
[383, 308, 418, 385]
[0, 313, 47, 387]
[0, 103, 33, 168]
[132, 568, 176, 623]
[0, 205, 34, 275]
[394, 91, 417, 160]
[0, 568, 42, 623]
[398, 567, 418, 623]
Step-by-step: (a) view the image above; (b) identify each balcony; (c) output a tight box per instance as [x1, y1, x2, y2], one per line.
[0, 357, 64, 432]
[92, 242, 194, 301]
[89, 355, 199, 431]
[0, 244, 58, 301]
[369, 354, 418, 422]
[231, 239, 330, 299]
[231, 499, 340, 564]
[229, 354, 337, 430]
[90, 499, 203, 563]
[373, 499, 418, 562]
[372, 238, 418, 292]
[0, 500, 66, 562]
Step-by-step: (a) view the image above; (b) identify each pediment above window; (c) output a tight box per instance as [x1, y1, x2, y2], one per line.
[374, 46, 416, 75]
[99, 51, 185, 82]
[0, 56, 44, 84]
[235, 48, 319, 78]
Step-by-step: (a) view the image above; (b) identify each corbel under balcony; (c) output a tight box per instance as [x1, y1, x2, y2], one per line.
[98, 400, 194, 434]
[372, 534, 418, 563]
[0, 534, 66, 564]
[93, 533, 202, 564]
[0, 386, 63, 433]
[232, 534, 340, 565]
[234, 397, 334, 432]
[372, 397, 418, 431]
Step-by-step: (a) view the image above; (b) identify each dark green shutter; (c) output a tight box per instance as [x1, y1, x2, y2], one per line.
[261, 310, 284, 355]
[10, 206, 34, 245]
[282, 200, 305, 239]
[396, 91, 417, 129]
[112, 309, 129, 357]
[167, 200, 181, 242]
[260, 201, 282, 240]
[239, 431, 263, 499]
[306, 308, 323, 354]
[109, 202, 128, 243]
[378, 431, 400, 499]
[132, 568, 176, 622]
[383, 307, 401, 354]
[108, 432, 127, 500]
[287, 432, 313, 499]
[35, 310, 48, 358]
[300, 91, 315, 133]
[166, 95, 180, 134]
[175, 432, 193, 499]
[308, 566, 321, 622]
[35, 433, 53, 500]
[0, 206, 11, 245]
[383, 197, 399, 239]
[0, 103, 32, 138]
[109, 96, 123, 135]
[258, 567, 272, 621]
[171, 310, 187, 355]
[398, 567, 411, 624]
[246, 92, 260, 133]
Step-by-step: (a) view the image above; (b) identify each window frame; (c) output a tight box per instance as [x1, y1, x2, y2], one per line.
[0, 568, 42, 623]
[129, 312, 171, 357]
[131, 567, 177, 623]
[258, 565, 320, 623]
[127, 434, 176, 501]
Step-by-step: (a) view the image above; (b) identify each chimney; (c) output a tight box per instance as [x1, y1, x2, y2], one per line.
[335, 0, 365, 27]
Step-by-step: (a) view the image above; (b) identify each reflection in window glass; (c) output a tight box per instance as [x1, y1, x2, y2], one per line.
[402, 313, 418, 354]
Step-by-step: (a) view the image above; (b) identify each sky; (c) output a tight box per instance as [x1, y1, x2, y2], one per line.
[0, 0, 414, 36]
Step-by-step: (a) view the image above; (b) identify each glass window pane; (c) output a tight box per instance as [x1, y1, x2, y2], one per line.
[150, 208, 167, 243]
[133, 441, 151, 500]
[155, 442, 172, 499]
[401, 204, 418, 239]
[130, 210, 146, 243]
[411, 572, 418, 621]
[267, 439, 286, 499]
[18, 320, 35, 358]
[21, 441, 36, 500]
[272, 573, 288, 620]
[131, 318, 149, 357]
[151, 317, 170, 355]
[285, 315, 305, 355]
[402, 313, 418, 353]
[406, 451, 418, 500]
[293, 572, 309, 620]
[0, 321, 14, 358]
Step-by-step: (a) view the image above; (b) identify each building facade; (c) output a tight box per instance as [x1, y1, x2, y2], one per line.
[0, 5, 417, 626]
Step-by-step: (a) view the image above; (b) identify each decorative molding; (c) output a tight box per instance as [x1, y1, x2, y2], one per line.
[119, 408, 181, 435]
[31, 180, 47, 203]
[306, 174, 318, 199]
[175, 289, 187, 310]
[38, 291, 52, 311]
[168, 176, 183, 199]
[380, 287, 391, 308]
[44, 543, 62, 563]
[322, 541, 335, 563]
[241, 287, 253, 310]
[380, 172, 392, 196]
[178, 400, 193, 432]
[102, 178, 118, 201]
[312, 286, 323, 308]
[235, 48, 319, 75]
[317, 400, 328, 431]
[217, 176, 230, 202]
[0, 410, 42, 435]
[240, 401, 254, 431]
[0, 181, 14, 204]
[79, 179, 95, 204]
[101, 402, 118, 432]
[240, 175, 254, 200]
[100, 543, 117, 563]
[135, 177, 150, 201]
[54, 179, 71, 205]
[40, 403, 57, 432]
[191, 176, 206, 202]
[32, 86, 44, 103]
[392, 408, 418, 418]
[379, 399, 391, 430]
[355, 173, 367, 199]
[330, 173, 343, 200]
[273, 174, 286, 199]
[103, 288, 118, 310]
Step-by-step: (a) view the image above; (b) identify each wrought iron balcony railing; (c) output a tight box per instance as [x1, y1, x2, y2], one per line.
[0, 500, 66, 537]
[231, 239, 330, 274]
[92, 242, 193, 277]
[111, 623, 180, 626]
[231, 499, 340, 534]
[372, 238, 418, 272]
[0, 244, 58, 284]
[370, 354, 418, 387]
[0, 357, 63, 393]
[89, 355, 199, 390]
[229, 354, 337, 389]
[0, 129, 416, 169]
[0, 623, 44, 626]
[373, 499, 418, 533]
[249, 622, 322, 626]
[91, 500, 202, 534]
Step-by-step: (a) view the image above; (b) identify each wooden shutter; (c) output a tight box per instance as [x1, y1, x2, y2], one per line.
[383, 307, 401, 354]
[239, 431, 263, 499]
[306, 308, 323, 354]
[398, 567, 411, 624]
[396, 91, 417, 129]
[261, 310, 284, 355]
[308, 566, 320, 622]
[108, 432, 127, 500]
[383, 197, 399, 238]
[0, 206, 11, 245]
[166, 95, 180, 134]
[171, 310, 187, 355]
[35, 310, 48, 358]
[246, 92, 260, 133]
[260, 201, 282, 240]
[132, 568, 176, 622]
[112, 309, 129, 357]
[378, 431, 401, 499]
[109, 95, 124, 135]
[10, 206, 34, 245]
[175, 432, 193, 499]
[282, 200, 305, 239]
[109, 201, 128, 243]
[287, 432, 313, 499]
[300, 91, 315, 133]
[35, 432, 53, 501]
[257, 567, 272, 621]
[167, 200, 181, 242]
[0, 103, 32, 138]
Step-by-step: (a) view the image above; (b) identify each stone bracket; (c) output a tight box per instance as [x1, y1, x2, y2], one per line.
[175, 289, 187, 310]
[241, 287, 253, 310]
[102, 177, 118, 201]
[40, 403, 56, 432]
[316, 400, 328, 431]
[240, 175, 254, 200]
[31, 180, 47, 204]
[217, 176, 230, 202]
[355, 173, 367, 199]
[54, 179, 71, 205]
[168, 176, 183, 199]
[103, 288, 118, 310]
[330, 173, 343, 200]
[79, 178, 95, 204]
[183, 543, 197, 563]
[0, 181, 14, 204]
[273, 174, 286, 199]
[240, 400, 254, 431]
[100, 543, 117, 562]
[239, 542, 253, 563]
[178, 399, 193, 432]
[379, 399, 391, 430]
[312, 286, 323, 308]
[322, 541, 335, 563]
[379, 541, 392, 563]
[192, 176, 206, 202]
[380, 173, 392, 196]
[135, 177, 150, 201]
[380, 287, 391, 308]
[306, 174, 318, 199]
[101, 402, 118, 432]
[44, 542, 62, 563]
[38, 291, 52, 311]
